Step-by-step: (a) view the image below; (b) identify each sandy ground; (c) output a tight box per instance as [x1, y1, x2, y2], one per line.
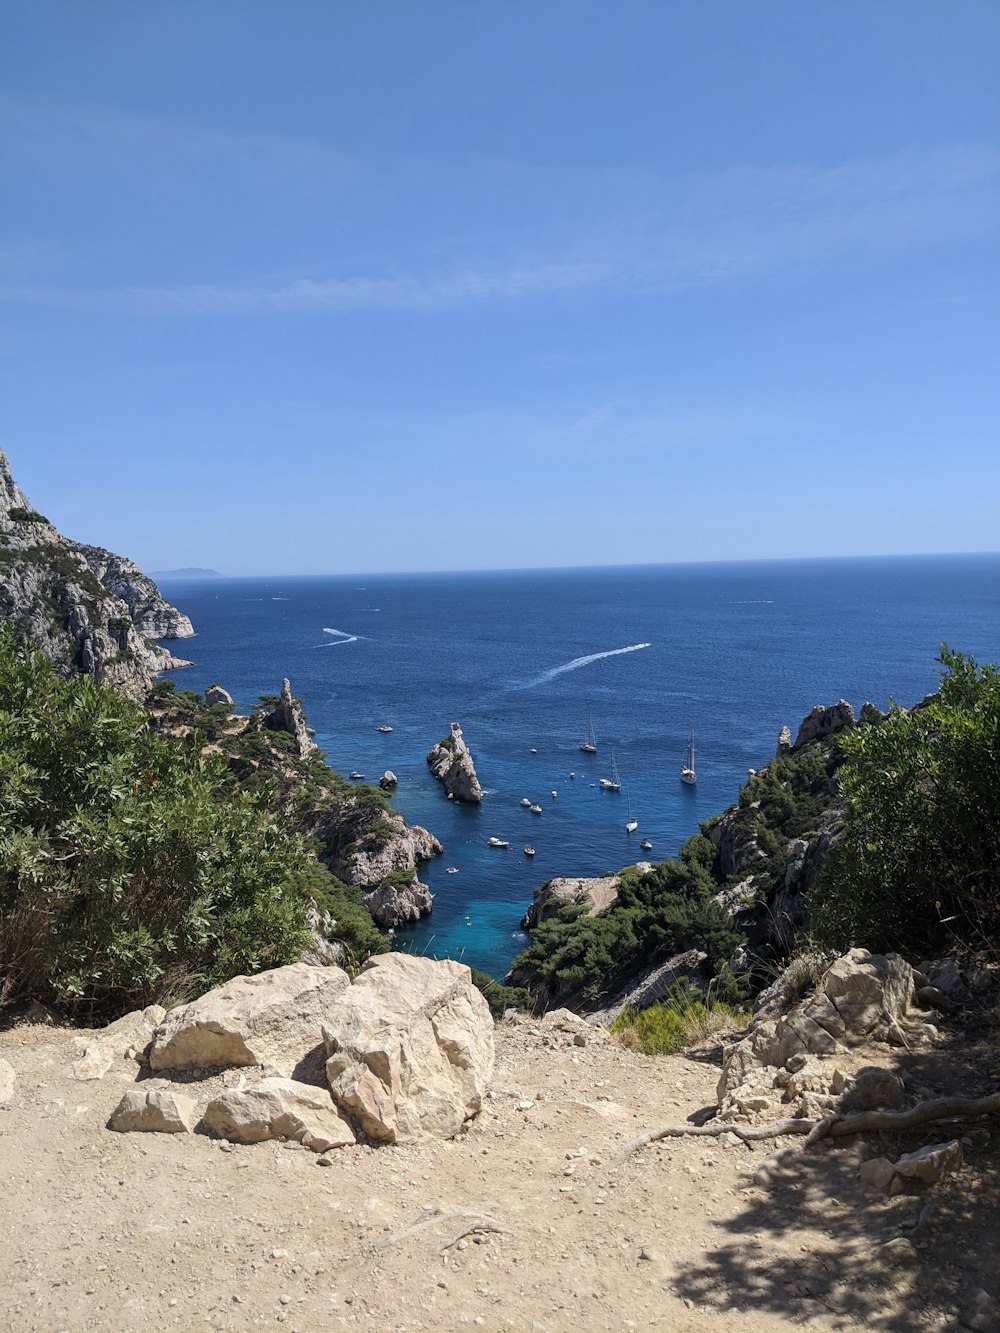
[0, 1015, 997, 1333]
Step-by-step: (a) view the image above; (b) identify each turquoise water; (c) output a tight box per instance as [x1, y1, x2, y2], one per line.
[158, 554, 999, 977]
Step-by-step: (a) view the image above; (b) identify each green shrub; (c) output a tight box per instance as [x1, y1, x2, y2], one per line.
[469, 968, 534, 1021]
[610, 980, 749, 1055]
[0, 629, 351, 1019]
[810, 646, 1000, 957]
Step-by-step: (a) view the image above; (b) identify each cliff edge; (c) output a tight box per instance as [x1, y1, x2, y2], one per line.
[0, 449, 192, 697]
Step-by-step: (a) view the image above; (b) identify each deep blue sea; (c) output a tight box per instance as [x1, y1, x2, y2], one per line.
[157, 555, 999, 978]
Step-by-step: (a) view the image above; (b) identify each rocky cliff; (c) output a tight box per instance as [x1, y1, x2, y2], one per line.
[426, 722, 482, 802]
[0, 450, 193, 697]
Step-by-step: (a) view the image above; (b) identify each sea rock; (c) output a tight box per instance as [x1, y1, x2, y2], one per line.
[322, 953, 494, 1143]
[202, 1076, 355, 1152]
[263, 678, 315, 757]
[363, 875, 433, 927]
[791, 700, 855, 751]
[0, 1057, 15, 1104]
[337, 816, 443, 889]
[521, 872, 621, 930]
[0, 449, 194, 697]
[379, 770, 398, 790]
[110, 1088, 196, 1134]
[204, 684, 234, 708]
[149, 962, 350, 1074]
[427, 723, 482, 803]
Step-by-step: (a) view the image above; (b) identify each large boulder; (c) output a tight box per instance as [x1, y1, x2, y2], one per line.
[149, 962, 350, 1074]
[322, 953, 494, 1144]
[202, 1076, 355, 1152]
[427, 723, 482, 803]
[110, 1088, 196, 1134]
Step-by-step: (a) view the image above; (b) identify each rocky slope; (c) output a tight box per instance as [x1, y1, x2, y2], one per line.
[0, 449, 193, 697]
[427, 722, 483, 802]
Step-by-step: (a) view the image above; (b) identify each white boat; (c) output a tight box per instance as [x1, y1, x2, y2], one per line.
[599, 747, 622, 792]
[349, 771, 365, 780]
[680, 726, 697, 785]
[377, 724, 393, 733]
[640, 839, 652, 851]
[523, 845, 535, 857]
[529, 804, 542, 814]
[625, 783, 638, 833]
[445, 866, 459, 874]
[529, 747, 537, 754]
[520, 797, 531, 807]
[579, 709, 597, 753]
[487, 836, 509, 849]
[550, 790, 558, 798]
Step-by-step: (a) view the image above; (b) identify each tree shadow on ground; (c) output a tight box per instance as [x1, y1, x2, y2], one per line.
[668, 1019, 1000, 1330]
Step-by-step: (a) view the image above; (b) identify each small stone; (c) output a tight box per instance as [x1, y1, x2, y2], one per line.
[639, 1247, 654, 1262]
[271, 1249, 288, 1260]
[860, 1157, 897, 1193]
[875, 1237, 916, 1266]
[109, 1089, 195, 1135]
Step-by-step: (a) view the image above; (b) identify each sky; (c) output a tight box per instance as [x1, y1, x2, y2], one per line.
[1, 1, 998, 575]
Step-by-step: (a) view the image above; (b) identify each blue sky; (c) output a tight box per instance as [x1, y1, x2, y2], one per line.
[1, 1, 998, 574]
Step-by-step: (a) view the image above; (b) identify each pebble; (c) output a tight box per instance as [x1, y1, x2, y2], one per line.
[271, 1249, 289, 1260]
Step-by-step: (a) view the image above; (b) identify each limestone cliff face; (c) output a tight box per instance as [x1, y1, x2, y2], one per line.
[427, 723, 483, 803]
[263, 678, 316, 757]
[75, 544, 194, 640]
[0, 450, 193, 698]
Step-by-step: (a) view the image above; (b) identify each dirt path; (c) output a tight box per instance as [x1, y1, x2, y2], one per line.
[0, 1016, 995, 1332]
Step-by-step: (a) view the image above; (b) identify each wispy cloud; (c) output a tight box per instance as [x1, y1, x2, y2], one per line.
[0, 95, 996, 318]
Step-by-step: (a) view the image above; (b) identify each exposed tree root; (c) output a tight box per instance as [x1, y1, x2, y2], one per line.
[379, 1208, 508, 1251]
[612, 1091, 1000, 1163]
[436, 1220, 509, 1254]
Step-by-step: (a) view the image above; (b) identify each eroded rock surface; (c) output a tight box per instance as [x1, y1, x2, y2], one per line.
[149, 962, 350, 1074]
[203, 1076, 355, 1151]
[427, 723, 482, 803]
[323, 953, 494, 1143]
[363, 876, 433, 927]
[263, 678, 315, 757]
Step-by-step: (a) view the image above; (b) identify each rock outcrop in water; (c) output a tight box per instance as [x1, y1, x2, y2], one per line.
[0, 449, 193, 697]
[427, 722, 482, 803]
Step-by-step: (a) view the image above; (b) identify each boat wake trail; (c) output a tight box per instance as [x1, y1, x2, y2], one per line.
[522, 642, 651, 688]
[316, 626, 361, 647]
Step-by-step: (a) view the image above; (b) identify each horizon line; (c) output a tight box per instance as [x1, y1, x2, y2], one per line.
[150, 549, 1000, 582]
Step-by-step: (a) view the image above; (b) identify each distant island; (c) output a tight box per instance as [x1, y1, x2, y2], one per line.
[148, 566, 222, 579]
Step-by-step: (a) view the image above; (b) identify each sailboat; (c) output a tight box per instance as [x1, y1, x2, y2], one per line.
[680, 726, 697, 785]
[599, 747, 622, 791]
[625, 783, 638, 833]
[579, 709, 597, 754]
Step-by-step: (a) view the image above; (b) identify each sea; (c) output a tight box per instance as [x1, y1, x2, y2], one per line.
[156, 554, 999, 980]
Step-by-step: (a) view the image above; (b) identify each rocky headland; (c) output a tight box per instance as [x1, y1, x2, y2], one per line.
[427, 722, 483, 802]
[0, 449, 193, 697]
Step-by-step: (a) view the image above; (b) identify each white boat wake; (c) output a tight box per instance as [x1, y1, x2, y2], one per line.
[316, 626, 361, 647]
[523, 642, 651, 687]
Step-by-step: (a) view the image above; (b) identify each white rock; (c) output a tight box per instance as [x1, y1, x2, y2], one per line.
[203, 1077, 355, 1152]
[323, 953, 494, 1143]
[149, 963, 350, 1073]
[70, 1042, 114, 1082]
[859, 1157, 897, 1192]
[893, 1139, 963, 1187]
[110, 1088, 196, 1134]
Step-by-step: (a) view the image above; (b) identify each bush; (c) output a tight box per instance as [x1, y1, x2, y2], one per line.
[611, 981, 748, 1055]
[469, 968, 534, 1021]
[0, 629, 355, 1019]
[810, 646, 1000, 958]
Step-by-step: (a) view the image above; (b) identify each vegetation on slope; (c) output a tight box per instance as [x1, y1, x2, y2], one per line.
[811, 646, 999, 959]
[0, 630, 383, 1021]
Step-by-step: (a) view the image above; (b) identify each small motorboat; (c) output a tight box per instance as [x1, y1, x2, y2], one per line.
[640, 839, 653, 851]
[550, 790, 558, 798]
[523, 845, 536, 857]
[529, 747, 538, 754]
[569, 772, 575, 779]
[487, 836, 509, 849]
[529, 804, 542, 814]
[349, 771, 365, 780]
[377, 724, 393, 734]
[520, 797, 531, 807]
[445, 866, 459, 874]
